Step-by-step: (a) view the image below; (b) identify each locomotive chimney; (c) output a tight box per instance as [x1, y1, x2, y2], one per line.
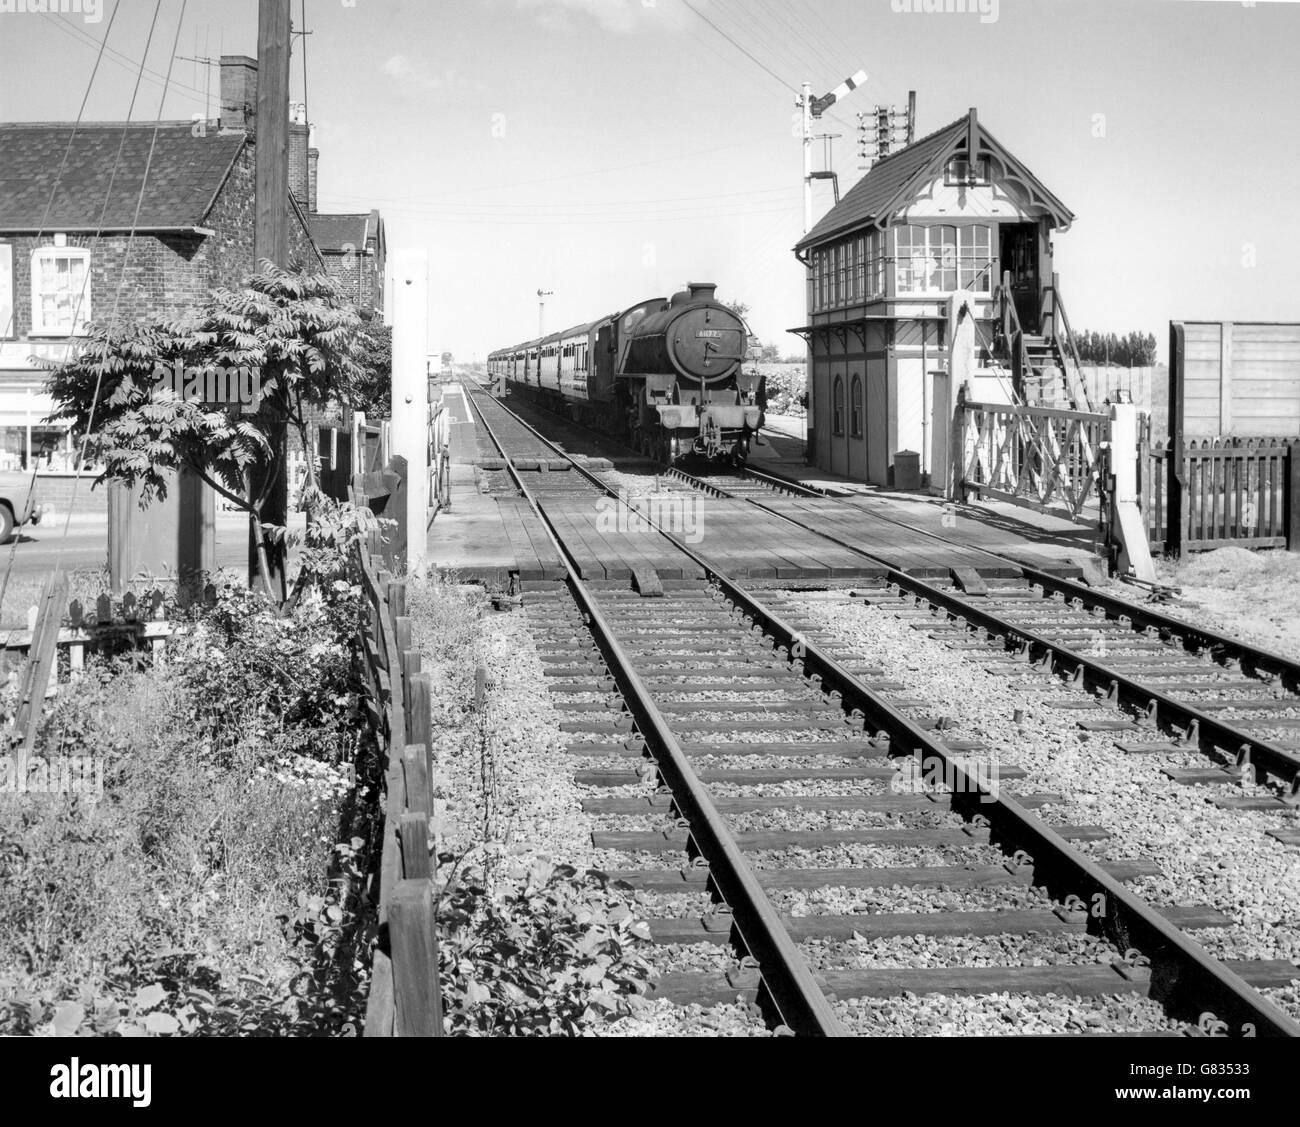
[687, 282, 717, 302]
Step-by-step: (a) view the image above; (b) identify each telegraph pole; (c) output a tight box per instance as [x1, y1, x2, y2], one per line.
[251, 0, 292, 596]
[255, 0, 291, 269]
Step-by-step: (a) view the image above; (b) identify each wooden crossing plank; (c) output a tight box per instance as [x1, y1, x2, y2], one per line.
[495, 498, 541, 580]
[542, 504, 602, 580]
[521, 509, 565, 580]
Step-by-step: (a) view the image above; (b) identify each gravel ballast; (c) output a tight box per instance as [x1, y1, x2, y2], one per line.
[786, 592, 1300, 969]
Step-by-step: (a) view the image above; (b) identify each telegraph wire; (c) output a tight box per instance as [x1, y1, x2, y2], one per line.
[678, 0, 799, 94]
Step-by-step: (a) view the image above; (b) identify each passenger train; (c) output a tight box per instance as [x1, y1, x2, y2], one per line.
[487, 283, 763, 465]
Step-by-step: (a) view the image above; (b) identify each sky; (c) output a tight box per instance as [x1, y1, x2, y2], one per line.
[1, 0, 1298, 362]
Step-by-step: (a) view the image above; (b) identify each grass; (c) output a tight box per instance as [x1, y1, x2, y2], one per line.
[0, 580, 370, 1036]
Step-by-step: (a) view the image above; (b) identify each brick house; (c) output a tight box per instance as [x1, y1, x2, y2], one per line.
[0, 54, 385, 490]
[0, 58, 322, 481]
[310, 211, 386, 322]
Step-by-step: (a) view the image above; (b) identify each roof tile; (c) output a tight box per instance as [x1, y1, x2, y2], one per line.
[0, 122, 245, 230]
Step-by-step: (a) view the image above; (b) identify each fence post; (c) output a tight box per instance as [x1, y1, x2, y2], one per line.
[1168, 323, 1187, 558]
[1289, 443, 1300, 553]
[389, 878, 443, 1038]
[409, 673, 434, 761]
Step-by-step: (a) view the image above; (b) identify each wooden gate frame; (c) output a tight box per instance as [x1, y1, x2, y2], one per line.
[959, 394, 1110, 522]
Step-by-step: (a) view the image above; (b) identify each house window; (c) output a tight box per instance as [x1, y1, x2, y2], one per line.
[0, 243, 13, 338]
[959, 225, 993, 293]
[832, 376, 845, 436]
[946, 156, 990, 185]
[31, 247, 92, 336]
[854, 237, 866, 302]
[851, 375, 863, 438]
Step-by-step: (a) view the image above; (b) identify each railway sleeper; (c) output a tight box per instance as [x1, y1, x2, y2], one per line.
[601, 860, 1160, 892]
[644, 905, 1229, 945]
[646, 960, 1298, 1008]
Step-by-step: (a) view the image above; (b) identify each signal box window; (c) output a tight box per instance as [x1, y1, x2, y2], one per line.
[946, 156, 990, 186]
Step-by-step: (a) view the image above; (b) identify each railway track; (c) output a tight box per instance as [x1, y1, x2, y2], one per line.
[662, 463, 1300, 817]
[462, 384, 1300, 1036]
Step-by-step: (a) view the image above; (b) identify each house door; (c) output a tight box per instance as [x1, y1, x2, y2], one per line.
[999, 223, 1040, 333]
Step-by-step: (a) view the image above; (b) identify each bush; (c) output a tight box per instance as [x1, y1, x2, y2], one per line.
[0, 542, 378, 1037]
[761, 365, 807, 418]
[438, 860, 654, 1036]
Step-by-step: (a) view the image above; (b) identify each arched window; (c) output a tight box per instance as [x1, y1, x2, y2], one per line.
[851, 375, 864, 438]
[833, 376, 845, 436]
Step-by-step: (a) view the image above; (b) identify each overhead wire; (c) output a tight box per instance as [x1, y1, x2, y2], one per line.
[678, 0, 799, 93]
[48, 10, 208, 107]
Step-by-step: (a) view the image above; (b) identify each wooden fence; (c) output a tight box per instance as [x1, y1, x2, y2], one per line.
[2, 583, 211, 689]
[355, 540, 444, 1038]
[1142, 435, 1300, 555]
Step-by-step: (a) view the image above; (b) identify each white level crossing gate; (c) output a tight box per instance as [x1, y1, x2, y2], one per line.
[960, 398, 1109, 521]
[957, 394, 1154, 581]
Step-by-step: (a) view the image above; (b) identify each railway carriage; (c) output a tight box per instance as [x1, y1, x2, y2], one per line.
[489, 282, 763, 465]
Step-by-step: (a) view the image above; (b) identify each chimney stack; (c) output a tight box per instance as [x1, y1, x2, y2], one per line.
[308, 148, 319, 214]
[289, 108, 311, 212]
[219, 55, 258, 134]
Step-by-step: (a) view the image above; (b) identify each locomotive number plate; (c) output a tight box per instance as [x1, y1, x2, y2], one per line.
[696, 330, 723, 339]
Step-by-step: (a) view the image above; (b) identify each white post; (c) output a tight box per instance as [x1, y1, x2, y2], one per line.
[391, 248, 430, 576]
[1109, 402, 1156, 583]
[802, 82, 813, 235]
[538, 289, 553, 339]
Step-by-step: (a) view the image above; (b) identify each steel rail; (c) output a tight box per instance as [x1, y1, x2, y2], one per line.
[668, 468, 1300, 794]
[885, 576, 1300, 796]
[735, 455, 1300, 691]
[464, 389, 847, 1037]
[466, 386, 1300, 1037]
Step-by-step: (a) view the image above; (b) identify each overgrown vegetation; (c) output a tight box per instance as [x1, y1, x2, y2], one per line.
[1, 528, 658, 1037]
[0, 516, 376, 1037]
[438, 860, 653, 1036]
[761, 364, 808, 418]
[351, 321, 393, 421]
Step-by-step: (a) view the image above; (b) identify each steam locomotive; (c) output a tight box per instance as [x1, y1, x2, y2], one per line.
[487, 283, 763, 465]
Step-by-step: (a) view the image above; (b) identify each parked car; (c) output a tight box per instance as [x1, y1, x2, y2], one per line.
[0, 471, 41, 543]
